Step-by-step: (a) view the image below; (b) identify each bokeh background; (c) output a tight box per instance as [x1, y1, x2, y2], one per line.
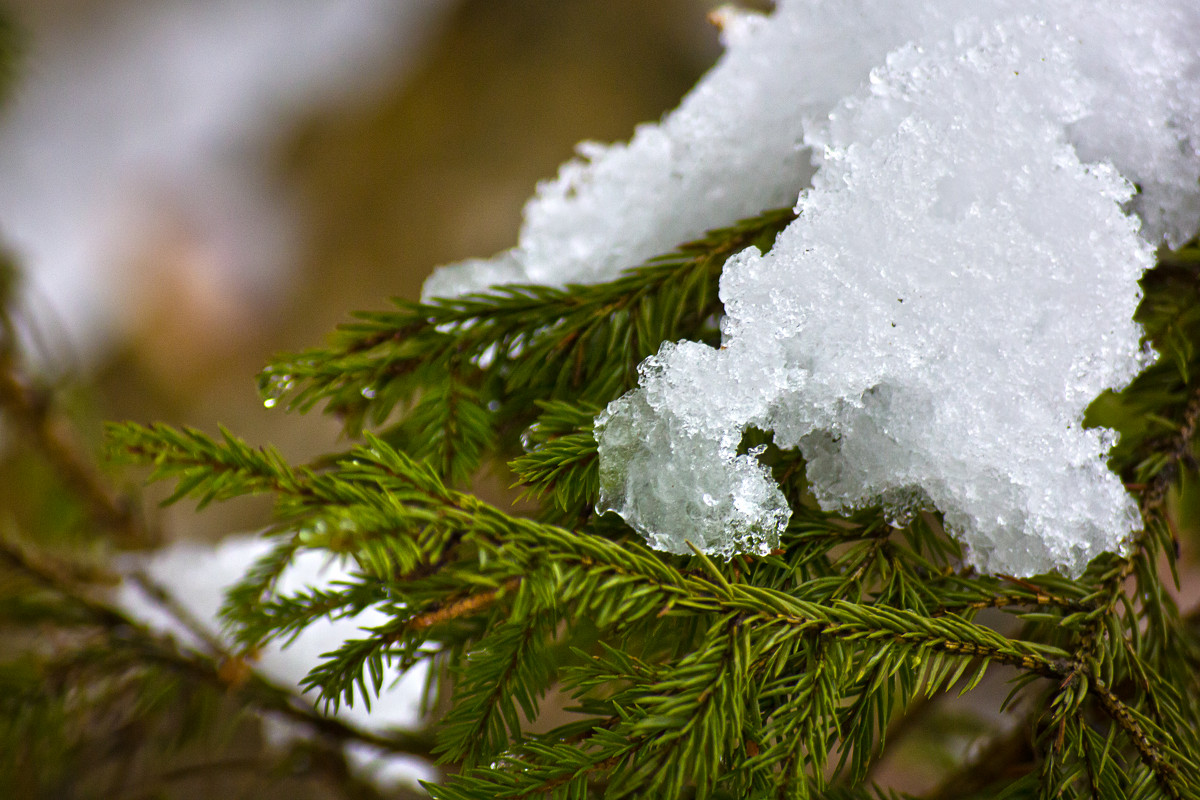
[0, 0, 728, 541]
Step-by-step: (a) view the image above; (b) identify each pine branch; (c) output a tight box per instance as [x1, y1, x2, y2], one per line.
[389, 370, 496, 487]
[115, 427, 1068, 678]
[228, 574, 389, 650]
[96, 212, 1200, 797]
[508, 400, 601, 520]
[434, 610, 554, 766]
[112, 411, 1200, 797]
[1091, 681, 1193, 800]
[259, 206, 796, 440]
[106, 421, 309, 507]
[117, 424, 1117, 791]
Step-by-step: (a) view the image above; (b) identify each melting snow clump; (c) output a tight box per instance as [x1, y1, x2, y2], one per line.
[429, 1, 1200, 577]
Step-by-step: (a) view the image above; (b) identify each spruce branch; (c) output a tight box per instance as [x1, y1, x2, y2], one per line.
[111, 409, 1200, 797]
[1138, 378, 1200, 520]
[1090, 680, 1190, 800]
[258, 205, 796, 440]
[116, 424, 1114, 783]
[0, 533, 434, 762]
[107, 421, 310, 507]
[508, 400, 601, 520]
[434, 609, 553, 766]
[96, 211, 1200, 797]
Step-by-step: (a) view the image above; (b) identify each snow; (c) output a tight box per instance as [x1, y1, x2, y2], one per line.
[428, 1, 1200, 576]
[595, 378, 790, 559]
[423, 0, 1200, 303]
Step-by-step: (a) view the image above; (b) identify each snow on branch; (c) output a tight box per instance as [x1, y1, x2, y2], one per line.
[425, 1, 1200, 576]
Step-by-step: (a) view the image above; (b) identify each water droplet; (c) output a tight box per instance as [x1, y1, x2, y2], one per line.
[361, 387, 377, 399]
[260, 372, 295, 409]
[477, 342, 499, 369]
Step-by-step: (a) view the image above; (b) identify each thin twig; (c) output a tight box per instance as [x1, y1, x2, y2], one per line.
[401, 577, 521, 634]
[127, 569, 229, 657]
[0, 533, 437, 762]
[1092, 680, 1185, 800]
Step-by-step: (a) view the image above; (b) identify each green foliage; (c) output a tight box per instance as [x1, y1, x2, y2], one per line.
[258, 207, 794, 462]
[97, 211, 1200, 800]
[509, 400, 602, 522]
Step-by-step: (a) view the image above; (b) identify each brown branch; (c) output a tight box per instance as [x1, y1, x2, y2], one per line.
[0, 363, 156, 547]
[123, 744, 430, 800]
[121, 756, 271, 800]
[1091, 680, 1186, 800]
[934, 591, 1089, 617]
[0, 533, 437, 762]
[126, 570, 229, 657]
[398, 577, 522, 636]
[117, 584, 439, 760]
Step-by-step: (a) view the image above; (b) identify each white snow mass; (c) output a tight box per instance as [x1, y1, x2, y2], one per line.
[427, 1, 1200, 576]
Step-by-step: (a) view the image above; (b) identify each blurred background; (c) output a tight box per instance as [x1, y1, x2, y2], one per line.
[0, 0, 729, 541]
[0, 1, 730, 796]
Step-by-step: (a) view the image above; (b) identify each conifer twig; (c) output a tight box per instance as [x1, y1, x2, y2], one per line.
[0, 374, 441, 771]
[0, 533, 436, 762]
[259, 205, 798, 432]
[400, 577, 522, 634]
[127, 569, 229, 656]
[1091, 681, 1185, 800]
[1139, 379, 1200, 516]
